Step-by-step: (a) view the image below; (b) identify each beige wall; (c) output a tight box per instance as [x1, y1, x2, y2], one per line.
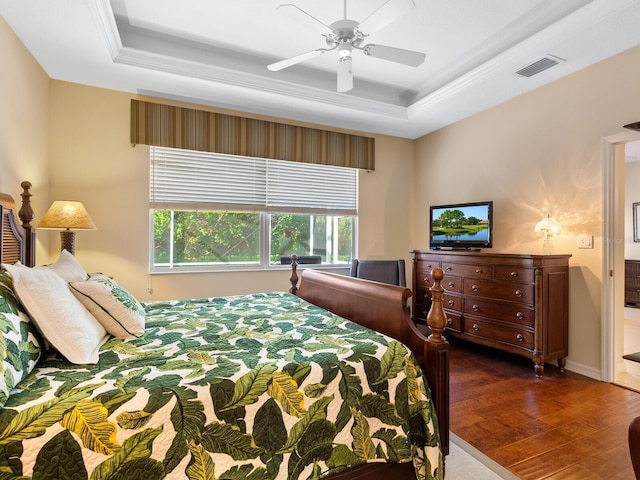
[46, 82, 415, 300]
[414, 45, 640, 375]
[0, 17, 50, 263]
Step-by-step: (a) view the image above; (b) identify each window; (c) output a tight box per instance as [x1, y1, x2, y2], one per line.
[150, 146, 357, 271]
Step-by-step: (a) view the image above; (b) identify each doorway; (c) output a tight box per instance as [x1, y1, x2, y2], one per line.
[617, 140, 640, 390]
[603, 133, 640, 389]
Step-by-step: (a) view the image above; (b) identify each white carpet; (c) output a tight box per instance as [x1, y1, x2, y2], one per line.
[447, 433, 519, 480]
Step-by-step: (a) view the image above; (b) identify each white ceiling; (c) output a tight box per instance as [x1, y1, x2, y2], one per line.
[2, 0, 640, 139]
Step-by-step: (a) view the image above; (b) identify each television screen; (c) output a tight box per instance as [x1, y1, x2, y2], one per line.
[429, 201, 493, 250]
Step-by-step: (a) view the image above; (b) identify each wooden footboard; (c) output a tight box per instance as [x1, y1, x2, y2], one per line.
[289, 256, 450, 456]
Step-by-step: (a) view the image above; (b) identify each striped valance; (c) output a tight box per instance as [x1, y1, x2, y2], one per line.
[130, 100, 375, 170]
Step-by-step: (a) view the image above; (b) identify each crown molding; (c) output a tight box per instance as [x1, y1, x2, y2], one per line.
[90, 0, 122, 60]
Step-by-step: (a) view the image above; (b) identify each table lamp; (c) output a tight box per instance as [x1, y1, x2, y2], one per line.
[37, 201, 96, 255]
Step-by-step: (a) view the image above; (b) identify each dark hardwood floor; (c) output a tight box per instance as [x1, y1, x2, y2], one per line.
[448, 337, 640, 479]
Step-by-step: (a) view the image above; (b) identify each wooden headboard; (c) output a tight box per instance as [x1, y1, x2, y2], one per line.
[0, 181, 35, 267]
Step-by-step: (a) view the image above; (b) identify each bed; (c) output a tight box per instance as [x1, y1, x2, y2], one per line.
[0, 181, 449, 480]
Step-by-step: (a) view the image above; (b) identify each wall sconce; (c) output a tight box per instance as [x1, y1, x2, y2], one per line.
[37, 201, 97, 255]
[534, 214, 561, 254]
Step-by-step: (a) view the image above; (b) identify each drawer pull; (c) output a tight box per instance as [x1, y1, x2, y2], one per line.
[422, 310, 428, 317]
[448, 300, 455, 306]
[472, 304, 479, 311]
[426, 264, 432, 269]
[448, 281, 455, 288]
[447, 318, 453, 325]
[423, 293, 430, 299]
[516, 312, 524, 320]
[515, 289, 523, 297]
[472, 324, 480, 331]
[475, 268, 482, 274]
[471, 284, 479, 292]
[446, 266, 452, 271]
[511, 271, 518, 277]
[516, 334, 524, 342]
[423, 277, 430, 283]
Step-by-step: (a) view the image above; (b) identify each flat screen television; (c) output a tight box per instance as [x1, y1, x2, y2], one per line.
[429, 201, 493, 250]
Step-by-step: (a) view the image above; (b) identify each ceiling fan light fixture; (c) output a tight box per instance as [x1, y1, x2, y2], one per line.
[338, 41, 352, 58]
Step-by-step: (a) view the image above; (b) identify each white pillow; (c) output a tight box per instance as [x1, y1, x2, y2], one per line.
[70, 274, 145, 339]
[2, 263, 109, 364]
[44, 249, 88, 283]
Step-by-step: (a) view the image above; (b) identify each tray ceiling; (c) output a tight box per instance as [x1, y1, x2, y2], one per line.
[2, 0, 640, 138]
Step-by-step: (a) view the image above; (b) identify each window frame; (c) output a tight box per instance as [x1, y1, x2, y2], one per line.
[148, 147, 359, 273]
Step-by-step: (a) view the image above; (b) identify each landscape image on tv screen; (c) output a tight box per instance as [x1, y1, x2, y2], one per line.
[431, 203, 491, 245]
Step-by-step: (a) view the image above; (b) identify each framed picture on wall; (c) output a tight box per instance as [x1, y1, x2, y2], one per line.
[635, 202, 640, 242]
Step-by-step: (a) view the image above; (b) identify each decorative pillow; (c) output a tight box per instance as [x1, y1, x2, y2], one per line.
[70, 274, 145, 339]
[0, 272, 42, 407]
[43, 249, 88, 283]
[2, 263, 109, 364]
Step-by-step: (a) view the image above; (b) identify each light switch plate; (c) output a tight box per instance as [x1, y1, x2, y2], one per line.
[578, 235, 593, 249]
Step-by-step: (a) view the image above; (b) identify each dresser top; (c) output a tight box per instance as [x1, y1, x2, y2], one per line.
[410, 250, 571, 267]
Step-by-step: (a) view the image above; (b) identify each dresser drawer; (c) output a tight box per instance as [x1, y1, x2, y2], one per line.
[627, 276, 640, 290]
[441, 262, 491, 279]
[415, 270, 434, 289]
[442, 275, 462, 293]
[443, 293, 462, 312]
[463, 297, 534, 327]
[444, 311, 462, 332]
[420, 274, 462, 294]
[627, 260, 640, 275]
[463, 317, 534, 350]
[494, 266, 534, 283]
[415, 256, 441, 270]
[626, 289, 640, 304]
[415, 287, 432, 306]
[463, 279, 534, 305]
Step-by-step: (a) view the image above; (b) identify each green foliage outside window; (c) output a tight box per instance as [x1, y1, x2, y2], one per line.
[154, 210, 260, 265]
[153, 210, 353, 267]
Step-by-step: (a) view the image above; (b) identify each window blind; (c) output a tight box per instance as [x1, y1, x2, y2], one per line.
[150, 146, 358, 215]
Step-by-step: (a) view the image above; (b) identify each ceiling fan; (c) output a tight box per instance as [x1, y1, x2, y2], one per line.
[267, 0, 426, 92]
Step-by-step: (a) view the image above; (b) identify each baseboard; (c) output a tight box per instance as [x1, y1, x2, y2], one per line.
[564, 360, 601, 380]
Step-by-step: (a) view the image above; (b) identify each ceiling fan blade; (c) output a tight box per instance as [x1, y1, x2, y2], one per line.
[337, 56, 353, 92]
[267, 48, 329, 71]
[276, 4, 332, 35]
[362, 44, 425, 67]
[358, 0, 415, 34]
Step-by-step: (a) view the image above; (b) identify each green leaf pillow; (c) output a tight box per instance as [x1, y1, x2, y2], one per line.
[70, 274, 145, 339]
[0, 272, 43, 407]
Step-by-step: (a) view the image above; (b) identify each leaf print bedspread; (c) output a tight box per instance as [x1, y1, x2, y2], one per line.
[0, 292, 443, 479]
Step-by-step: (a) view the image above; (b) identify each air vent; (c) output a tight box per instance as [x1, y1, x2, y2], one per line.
[624, 122, 640, 132]
[516, 56, 560, 77]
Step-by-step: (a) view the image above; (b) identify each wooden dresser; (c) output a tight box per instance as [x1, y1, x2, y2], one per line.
[410, 250, 571, 376]
[626, 260, 640, 307]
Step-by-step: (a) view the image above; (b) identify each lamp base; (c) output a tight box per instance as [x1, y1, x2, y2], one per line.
[60, 231, 76, 255]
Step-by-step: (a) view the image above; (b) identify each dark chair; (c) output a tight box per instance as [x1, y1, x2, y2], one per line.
[630, 416, 640, 479]
[349, 259, 406, 287]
